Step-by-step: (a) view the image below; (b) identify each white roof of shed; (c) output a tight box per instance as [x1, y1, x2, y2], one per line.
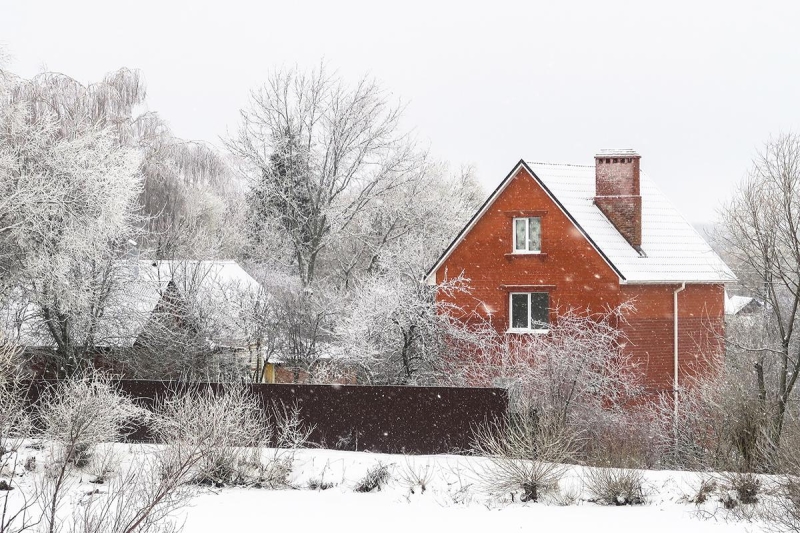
[2, 260, 261, 348]
[526, 162, 735, 283]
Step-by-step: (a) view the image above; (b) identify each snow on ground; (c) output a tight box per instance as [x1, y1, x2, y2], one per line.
[1, 444, 774, 533]
[180, 450, 766, 533]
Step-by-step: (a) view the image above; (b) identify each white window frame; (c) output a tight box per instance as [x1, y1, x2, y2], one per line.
[508, 292, 550, 333]
[512, 217, 541, 254]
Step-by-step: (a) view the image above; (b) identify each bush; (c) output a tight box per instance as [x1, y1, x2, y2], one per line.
[38, 372, 144, 466]
[688, 477, 717, 504]
[397, 459, 434, 495]
[723, 472, 761, 505]
[154, 385, 267, 486]
[307, 478, 335, 491]
[471, 409, 572, 502]
[584, 467, 646, 505]
[154, 385, 308, 487]
[354, 463, 390, 493]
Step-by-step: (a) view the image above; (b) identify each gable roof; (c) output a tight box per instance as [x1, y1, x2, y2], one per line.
[426, 159, 735, 285]
[2, 260, 261, 348]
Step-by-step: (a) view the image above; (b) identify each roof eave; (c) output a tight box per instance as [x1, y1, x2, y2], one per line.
[619, 277, 738, 285]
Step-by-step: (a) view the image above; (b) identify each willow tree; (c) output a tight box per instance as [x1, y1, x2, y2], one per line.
[228, 65, 422, 286]
[0, 69, 143, 374]
[0, 63, 240, 375]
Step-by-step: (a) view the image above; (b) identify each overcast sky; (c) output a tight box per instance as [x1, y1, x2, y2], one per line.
[2, 0, 798, 224]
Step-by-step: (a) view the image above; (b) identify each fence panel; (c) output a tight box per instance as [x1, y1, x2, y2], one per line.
[25, 381, 508, 455]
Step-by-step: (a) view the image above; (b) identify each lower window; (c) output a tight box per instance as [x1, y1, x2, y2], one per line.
[509, 292, 550, 331]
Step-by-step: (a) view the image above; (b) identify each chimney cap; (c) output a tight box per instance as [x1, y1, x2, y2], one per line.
[595, 149, 640, 158]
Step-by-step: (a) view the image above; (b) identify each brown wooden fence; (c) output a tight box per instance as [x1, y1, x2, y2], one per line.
[25, 381, 508, 455]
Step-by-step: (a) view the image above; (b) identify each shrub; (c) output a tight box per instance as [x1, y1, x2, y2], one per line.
[584, 467, 646, 505]
[153, 386, 309, 488]
[38, 372, 144, 466]
[688, 477, 717, 504]
[722, 472, 761, 505]
[354, 463, 390, 493]
[471, 409, 572, 502]
[546, 484, 581, 506]
[397, 459, 434, 495]
[154, 385, 265, 487]
[308, 478, 335, 491]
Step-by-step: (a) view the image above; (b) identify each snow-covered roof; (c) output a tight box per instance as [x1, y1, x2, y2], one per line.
[426, 159, 735, 284]
[526, 162, 735, 283]
[725, 294, 753, 315]
[2, 260, 261, 348]
[596, 148, 640, 158]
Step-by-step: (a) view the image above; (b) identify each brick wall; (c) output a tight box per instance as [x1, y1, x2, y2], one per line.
[437, 167, 623, 328]
[621, 284, 724, 393]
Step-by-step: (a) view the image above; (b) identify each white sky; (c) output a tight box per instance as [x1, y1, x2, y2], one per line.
[2, 0, 799, 224]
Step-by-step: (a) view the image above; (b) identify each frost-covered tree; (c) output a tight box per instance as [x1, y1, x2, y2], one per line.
[718, 132, 800, 457]
[328, 163, 482, 288]
[331, 165, 482, 383]
[133, 112, 242, 259]
[0, 63, 245, 375]
[0, 72, 143, 374]
[229, 64, 422, 286]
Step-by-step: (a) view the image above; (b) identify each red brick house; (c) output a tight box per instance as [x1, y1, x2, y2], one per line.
[425, 150, 735, 395]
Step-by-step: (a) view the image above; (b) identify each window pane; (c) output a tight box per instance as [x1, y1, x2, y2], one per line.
[511, 294, 529, 329]
[528, 217, 541, 252]
[514, 219, 527, 251]
[530, 292, 549, 328]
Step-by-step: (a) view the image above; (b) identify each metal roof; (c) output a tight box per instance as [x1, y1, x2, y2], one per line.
[526, 162, 735, 283]
[425, 159, 735, 284]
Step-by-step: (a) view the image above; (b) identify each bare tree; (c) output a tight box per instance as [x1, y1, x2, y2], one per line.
[228, 64, 422, 286]
[718, 132, 800, 457]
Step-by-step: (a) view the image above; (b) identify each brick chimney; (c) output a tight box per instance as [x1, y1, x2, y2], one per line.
[594, 149, 642, 250]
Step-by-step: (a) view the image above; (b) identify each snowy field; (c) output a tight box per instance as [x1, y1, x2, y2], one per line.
[2, 442, 774, 533]
[178, 450, 768, 533]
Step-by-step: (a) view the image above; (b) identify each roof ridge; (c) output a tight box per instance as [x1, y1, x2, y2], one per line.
[526, 161, 594, 169]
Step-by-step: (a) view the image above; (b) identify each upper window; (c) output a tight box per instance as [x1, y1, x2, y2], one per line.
[509, 292, 549, 332]
[513, 217, 541, 253]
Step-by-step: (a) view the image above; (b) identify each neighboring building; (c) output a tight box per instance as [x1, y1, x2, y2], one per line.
[724, 291, 763, 316]
[426, 151, 735, 395]
[3, 260, 264, 379]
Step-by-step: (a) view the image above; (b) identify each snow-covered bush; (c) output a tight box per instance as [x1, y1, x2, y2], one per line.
[36, 372, 146, 533]
[723, 472, 761, 505]
[68, 451, 196, 533]
[583, 467, 646, 506]
[38, 372, 144, 466]
[471, 409, 572, 502]
[353, 463, 391, 493]
[154, 385, 308, 487]
[397, 459, 434, 495]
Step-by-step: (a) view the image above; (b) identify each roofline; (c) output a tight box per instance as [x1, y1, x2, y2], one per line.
[424, 160, 626, 284]
[620, 279, 737, 285]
